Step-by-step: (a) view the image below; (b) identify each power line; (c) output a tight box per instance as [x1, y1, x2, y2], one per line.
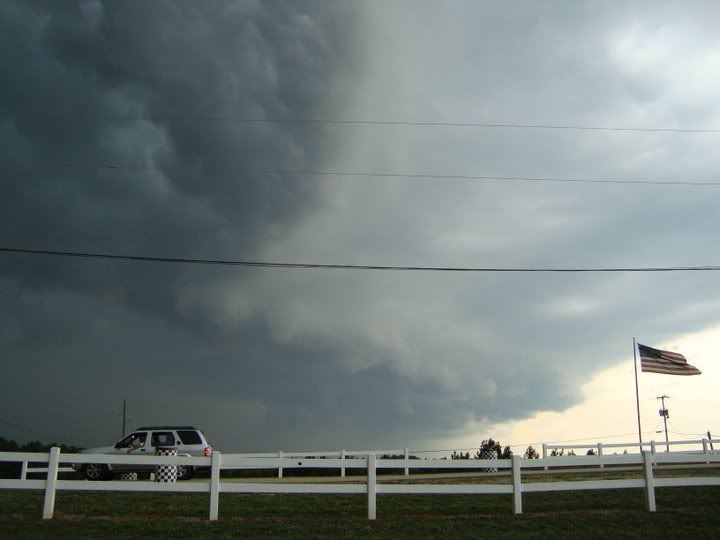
[668, 431, 708, 438]
[538, 431, 661, 445]
[25, 163, 720, 188]
[666, 418, 712, 438]
[3, 247, 720, 273]
[8, 113, 720, 133]
[240, 169, 720, 187]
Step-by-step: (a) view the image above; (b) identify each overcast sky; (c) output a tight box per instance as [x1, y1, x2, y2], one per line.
[2, 0, 719, 452]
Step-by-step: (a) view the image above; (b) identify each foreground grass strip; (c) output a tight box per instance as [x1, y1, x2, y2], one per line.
[2, 509, 720, 539]
[1, 488, 719, 538]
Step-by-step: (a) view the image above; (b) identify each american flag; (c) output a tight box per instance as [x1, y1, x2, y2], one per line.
[637, 343, 701, 376]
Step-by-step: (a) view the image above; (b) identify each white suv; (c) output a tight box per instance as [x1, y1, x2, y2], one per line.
[74, 426, 212, 480]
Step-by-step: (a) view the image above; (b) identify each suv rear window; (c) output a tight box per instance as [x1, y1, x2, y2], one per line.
[177, 430, 202, 444]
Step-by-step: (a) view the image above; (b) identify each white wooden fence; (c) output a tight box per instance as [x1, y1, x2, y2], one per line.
[238, 448, 412, 477]
[2, 448, 720, 521]
[19, 462, 74, 480]
[234, 439, 718, 478]
[542, 438, 717, 460]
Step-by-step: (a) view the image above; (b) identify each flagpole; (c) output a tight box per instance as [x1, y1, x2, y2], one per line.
[633, 337, 643, 449]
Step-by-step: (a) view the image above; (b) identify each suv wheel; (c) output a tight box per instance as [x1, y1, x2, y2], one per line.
[84, 463, 111, 481]
[176, 465, 194, 481]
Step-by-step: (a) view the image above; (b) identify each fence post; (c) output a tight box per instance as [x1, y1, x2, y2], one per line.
[20, 461, 28, 480]
[642, 451, 656, 512]
[42, 447, 60, 520]
[703, 439, 709, 464]
[341, 449, 346, 478]
[597, 443, 604, 468]
[367, 454, 377, 520]
[209, 450, 221, 521]
[404, 447, 409, 476]
[278, 450, 283, 478]
[542, 444, 548, 470]
[512, 455, 522, 514]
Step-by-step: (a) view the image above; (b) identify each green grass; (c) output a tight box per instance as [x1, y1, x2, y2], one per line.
[1, 486, 720, 538]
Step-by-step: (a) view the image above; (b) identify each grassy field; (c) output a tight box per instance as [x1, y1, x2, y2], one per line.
[1, 484, 720, 538]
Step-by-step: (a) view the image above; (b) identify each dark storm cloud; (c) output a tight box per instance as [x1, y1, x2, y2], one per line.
[0, 0, 369, 448]
[3, 0, 720, 451]
[1, 0, 342, 253]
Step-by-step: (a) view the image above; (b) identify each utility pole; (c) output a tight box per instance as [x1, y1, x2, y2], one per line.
[657, 395, 670, 452]
[632, 338, 643, 447]
[708, 431, 714, 451]
[121, 400, 127, 439]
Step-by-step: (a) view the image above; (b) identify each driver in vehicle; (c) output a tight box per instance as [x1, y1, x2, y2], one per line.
[127, 433, 146, 451]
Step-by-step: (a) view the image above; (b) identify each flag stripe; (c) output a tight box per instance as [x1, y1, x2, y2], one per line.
[641, 362, 701, 373]
[641, 358, 697, 370]
[641, 359, 688, 368]
[642, 365, 702, 375]
[640, 358, 688, 368]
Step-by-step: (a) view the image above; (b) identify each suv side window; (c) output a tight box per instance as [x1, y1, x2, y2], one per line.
[151, 431, 176, 447]
[177, 430, 202, 445]
[116, 432, 147, 449]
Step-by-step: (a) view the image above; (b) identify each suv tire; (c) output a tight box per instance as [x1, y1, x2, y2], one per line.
[177, 465, 194, 481]
[84, 463, 111, 481]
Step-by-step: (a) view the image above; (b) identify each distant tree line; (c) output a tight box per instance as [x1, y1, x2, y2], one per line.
[0, 437, 81, 453]
[0, 436, 81, 478]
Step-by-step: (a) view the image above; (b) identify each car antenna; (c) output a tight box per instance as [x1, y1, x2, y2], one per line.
[121, 399, 127, 438]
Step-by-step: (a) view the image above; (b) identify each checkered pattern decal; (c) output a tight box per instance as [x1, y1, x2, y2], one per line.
[154, 447, 178, 482]
[480, 449, 498, 472]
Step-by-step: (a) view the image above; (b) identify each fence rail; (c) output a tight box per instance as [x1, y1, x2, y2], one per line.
[150, 438, 716, 478]
[543, 438, 715, 454]
[2, 447, 720, 520]
[21, 465, 74, 479]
